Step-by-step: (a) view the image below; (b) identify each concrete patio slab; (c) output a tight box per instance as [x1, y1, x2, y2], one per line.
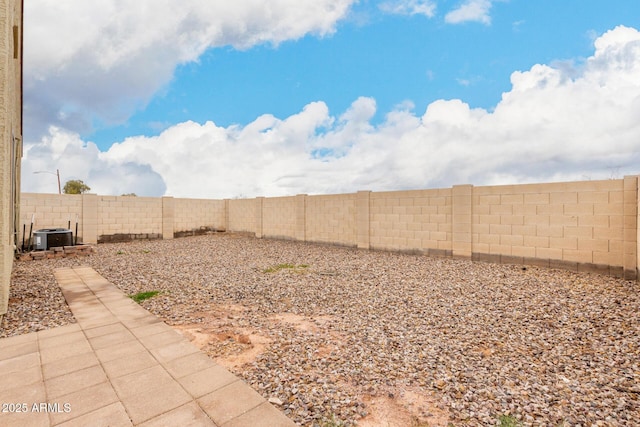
[41, 352, 100, 380]
[0, 351, 40, 374]
[178, 364, 239, 399]
[0, 365, 42, 392]
[0, 266, 296, 427]
[54, 402, 132, 427]
[164, 352, 222, 379]
[101, 351, 158, 379]
[137, 402, 216, 427]
[45, 365, 108, 399]
[197, 380, 266, 426]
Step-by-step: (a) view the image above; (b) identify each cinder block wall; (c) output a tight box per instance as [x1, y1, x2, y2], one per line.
[19, 175, 639, 280]
[262, 196, 298, 240]
[471, 179, 635, 277]
[306, 193, 356, 246]
[369, 189, 453, 255]
[228, 198, 257, 234]
[173, 198, 226, 235]
[20, 193, 164, 243]
[96, 196, 163, 241]
[19, 193, 83, 244]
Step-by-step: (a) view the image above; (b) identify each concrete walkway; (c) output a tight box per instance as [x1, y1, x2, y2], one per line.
[0, 266, 296, 427]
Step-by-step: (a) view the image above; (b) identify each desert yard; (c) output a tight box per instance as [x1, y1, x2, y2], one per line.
[3, 233, 639, 426]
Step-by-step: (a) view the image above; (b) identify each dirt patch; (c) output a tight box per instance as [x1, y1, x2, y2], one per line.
[174, 325, 211, 349]
[172, 303, 271, 369]
[173, 306, 450, 426]
[357, 387, 450, 427]
[175, 324, 272, 369]
[176, 310, 339, 369]
[217, 333, 270, 369]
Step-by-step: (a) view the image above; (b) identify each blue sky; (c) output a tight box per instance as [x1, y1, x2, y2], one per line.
[22, 1, 640, 197]
[88, 0, 636, 148]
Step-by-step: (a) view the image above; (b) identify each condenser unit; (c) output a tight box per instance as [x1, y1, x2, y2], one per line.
[33, 228, 73, 250]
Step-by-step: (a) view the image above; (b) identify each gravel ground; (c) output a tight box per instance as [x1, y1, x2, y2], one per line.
[2, 233, 639, 426]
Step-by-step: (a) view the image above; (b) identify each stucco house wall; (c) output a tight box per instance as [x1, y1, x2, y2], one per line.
[0, 0, 22, 316]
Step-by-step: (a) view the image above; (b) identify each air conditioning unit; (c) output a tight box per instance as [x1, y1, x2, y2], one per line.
[33, 228, 73, 250]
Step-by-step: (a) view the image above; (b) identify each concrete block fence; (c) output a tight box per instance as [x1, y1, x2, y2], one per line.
[20, 175, 639, 280]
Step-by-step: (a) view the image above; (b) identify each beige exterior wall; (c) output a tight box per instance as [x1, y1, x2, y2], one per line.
[20, 193, 83, 241]
[18, 175, 640, 281]
[262, 196, 297, 239]
[471, 179, 633, 277]
[97, 196, 163, 240]
[1, 0, 22, 315]
[20, 194, 163, 244]
[306, 193, 356, 246]
[369, 189, 452, 255]
[228, 198, 256, 234]
[173, 197, 226, 235]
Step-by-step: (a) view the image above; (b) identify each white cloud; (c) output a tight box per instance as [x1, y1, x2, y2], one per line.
[445, 0, 493, 25]
[22, 128, 166, 196]
[379, 0, 437, 18]
[21, 26, 640, 198]
[24, 0, 356, 140]
[512, 20, 525, 32]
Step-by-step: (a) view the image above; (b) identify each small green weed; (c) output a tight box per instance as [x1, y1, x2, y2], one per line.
[319, 414, 347, 427]
[116, 250, 125, 255]
[263, 263, 309, 273]
[129, 291, 160, 303]
[498, 414, 521, 427]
